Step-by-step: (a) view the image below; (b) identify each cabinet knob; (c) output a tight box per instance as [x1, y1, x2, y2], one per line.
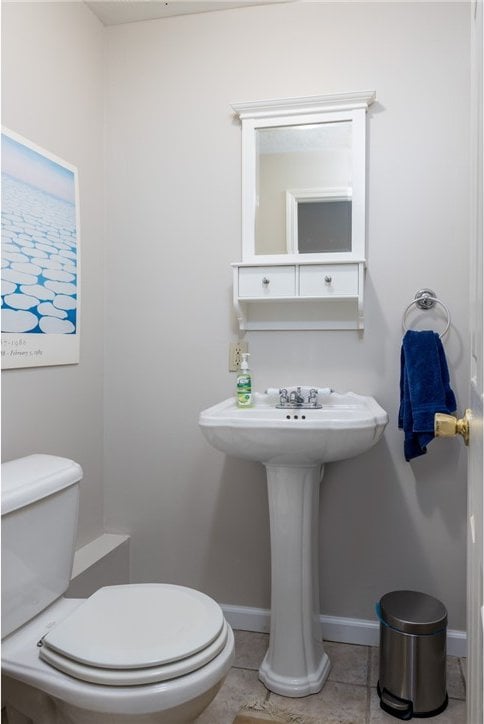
[324, 275, 333, 284]
[262, 277, 270, 285]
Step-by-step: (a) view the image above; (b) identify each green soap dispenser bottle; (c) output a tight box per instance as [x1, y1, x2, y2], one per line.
[236, 352, 252, 408]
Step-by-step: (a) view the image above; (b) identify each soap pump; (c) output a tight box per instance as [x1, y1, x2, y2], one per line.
[236, 352, 252, 408]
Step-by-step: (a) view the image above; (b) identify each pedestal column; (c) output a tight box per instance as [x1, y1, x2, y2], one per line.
[259, 463, 330, 697]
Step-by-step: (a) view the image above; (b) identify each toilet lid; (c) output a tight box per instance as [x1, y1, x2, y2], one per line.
[40, 584, 225, 677]
[39, 620, 229, 686]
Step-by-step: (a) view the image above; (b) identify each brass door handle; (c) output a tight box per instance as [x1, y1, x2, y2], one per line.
[434, 410, 471, 446]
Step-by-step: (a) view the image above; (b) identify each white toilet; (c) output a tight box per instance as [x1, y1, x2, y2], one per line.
[1, 454, 235, 724]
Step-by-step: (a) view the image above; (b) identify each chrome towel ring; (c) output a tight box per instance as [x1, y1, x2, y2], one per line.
[402, 289, 451, 339]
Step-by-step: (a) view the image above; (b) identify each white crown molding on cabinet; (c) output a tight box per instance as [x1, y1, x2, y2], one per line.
[231, 90, 376, 120]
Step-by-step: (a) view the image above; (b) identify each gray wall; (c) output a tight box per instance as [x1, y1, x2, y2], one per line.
[1, 2, 105, 547]
[1, 2, 470, 630]
[104, 3, 470, 628]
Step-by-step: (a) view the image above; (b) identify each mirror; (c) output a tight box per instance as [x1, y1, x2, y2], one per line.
[232, 92, 375, 263]
[256, 122, 352, 255]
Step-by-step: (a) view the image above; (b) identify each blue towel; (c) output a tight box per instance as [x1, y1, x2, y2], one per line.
[398, 330, 457, 461]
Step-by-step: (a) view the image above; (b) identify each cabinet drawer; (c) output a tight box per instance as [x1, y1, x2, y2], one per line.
[299, 264, 359, 298]
[238, 266, 296, 298]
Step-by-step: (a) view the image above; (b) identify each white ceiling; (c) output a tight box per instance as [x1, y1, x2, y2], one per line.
[85, 1, 293, 26]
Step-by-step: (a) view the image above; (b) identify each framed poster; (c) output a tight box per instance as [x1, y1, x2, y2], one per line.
[1, 128, 80, 369]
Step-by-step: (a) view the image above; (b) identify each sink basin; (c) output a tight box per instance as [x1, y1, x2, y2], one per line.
[199, 388, 388, 698]
[199, 390, 388, 465]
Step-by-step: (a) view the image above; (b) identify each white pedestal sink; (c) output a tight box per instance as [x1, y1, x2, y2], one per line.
[199, 390, 388, 697]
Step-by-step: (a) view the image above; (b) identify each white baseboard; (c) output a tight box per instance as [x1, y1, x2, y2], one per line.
[221, 603, 467, 658]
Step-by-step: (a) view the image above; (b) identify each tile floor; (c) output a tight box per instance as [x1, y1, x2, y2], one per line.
[196, 630, 467, 724]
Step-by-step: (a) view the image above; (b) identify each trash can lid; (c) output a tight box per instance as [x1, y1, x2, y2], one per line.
[380, 590, 447, 635]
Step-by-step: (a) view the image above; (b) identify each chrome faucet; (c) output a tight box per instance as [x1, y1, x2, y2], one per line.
[276, 387, 322, 409]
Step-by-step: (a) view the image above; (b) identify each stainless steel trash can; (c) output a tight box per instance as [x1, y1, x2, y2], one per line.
[376, 590, 448, 720]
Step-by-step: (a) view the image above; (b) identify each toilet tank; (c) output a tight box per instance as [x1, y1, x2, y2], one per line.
[1, 454, 83, 638]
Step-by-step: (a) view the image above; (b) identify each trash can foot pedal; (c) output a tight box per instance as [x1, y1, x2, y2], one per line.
[377, 683, 448, 720]
[377, 682, 413, 720]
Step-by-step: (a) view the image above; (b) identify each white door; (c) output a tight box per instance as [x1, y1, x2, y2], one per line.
[467, 2, 483, 722]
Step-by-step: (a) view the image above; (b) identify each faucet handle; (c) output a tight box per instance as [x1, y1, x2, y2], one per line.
[308, 388, 318, 406]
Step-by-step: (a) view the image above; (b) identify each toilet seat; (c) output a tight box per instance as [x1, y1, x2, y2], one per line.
[39, 584, 227, 686]
[39, 621, 229, 686]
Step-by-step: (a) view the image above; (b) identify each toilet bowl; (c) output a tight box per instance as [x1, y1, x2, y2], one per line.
[1, 455, 235, 723]
[2, 593, 235, 724]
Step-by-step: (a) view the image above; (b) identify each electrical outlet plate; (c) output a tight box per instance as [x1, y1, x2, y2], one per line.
[229, 341, 248, 372]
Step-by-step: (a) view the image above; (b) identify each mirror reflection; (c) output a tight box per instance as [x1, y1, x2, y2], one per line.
[255, 121, 352, 256]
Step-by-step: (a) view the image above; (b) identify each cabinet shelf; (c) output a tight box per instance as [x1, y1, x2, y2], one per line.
[232, 261, 365, 331]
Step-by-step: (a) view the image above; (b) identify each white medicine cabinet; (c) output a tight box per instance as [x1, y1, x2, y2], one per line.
[231, 91, 375, 331]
